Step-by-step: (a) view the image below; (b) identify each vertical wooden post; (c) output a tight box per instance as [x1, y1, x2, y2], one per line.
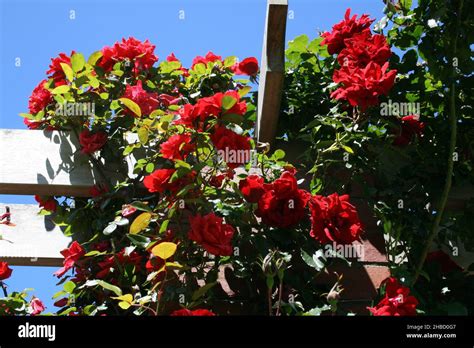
[256, 0, 288, 146]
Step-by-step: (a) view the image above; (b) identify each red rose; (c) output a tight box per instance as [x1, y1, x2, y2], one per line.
[143, 169, 195, 194]
[0, 262, 13, 281]
[122, 205, 137, 217]
[309, 193, 362, 244]
[160, 134, 195, 161]
[321, 8, 374, 55]
[191, 51, 222, 69]
[122, 80, 159, 116]
[232, 57, 259, 76]
[123, 81, 159, 115]
[28, 80, 53, 114]
[188, 213, 235, 256]
[331, 61, 397, 111]
[368, 277, 418, 316]
[210, 126, 251, 168]
[214, 90, 247, 116]
[338, 32, 391, 68]
[98, 37, 158, 73]
[170, 308, 216, 316]
[79, 129, 108, 154]
[30, 297, 45, 316]
[47, 51, 74, 82]
[239, 175, 267, 203]
[393, 115, 425, 146]
[256, 171, 310, 228]
[54, 241, 85, 278]
[34, 195, 57, 212]
[426, 250, 463, 274]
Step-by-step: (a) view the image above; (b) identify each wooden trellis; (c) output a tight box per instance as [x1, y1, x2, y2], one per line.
[0, 0, 289, 266]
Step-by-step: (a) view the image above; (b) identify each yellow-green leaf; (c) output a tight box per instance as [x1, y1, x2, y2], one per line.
[60, 63, 74, 82]
[129, 212, 152, 234]
[341, 145, 354, 154]
[118, 301, 131, 310]
[152, 242, 177, 260]
[138, 127, 149, 144]
[238, 86, 252, 98]
[51, 85, 70, 94]
[71, 53, 85, 73]
[119, 98, 142, 117]
[112, 294, 133, 303]
[88, 51, 103, 65]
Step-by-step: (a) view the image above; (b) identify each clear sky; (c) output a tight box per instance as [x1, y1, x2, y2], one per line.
[0, 0, 385, 313]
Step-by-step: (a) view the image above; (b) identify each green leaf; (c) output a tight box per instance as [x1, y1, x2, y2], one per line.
[63, 281, 76, 293]
[119, 98, 142, 117]
[238, 86, 252, 98]
[88, 51, 103, 66]
[96, 280, 122, 296]
[300, 249, 325, 271]
[60, 63, 74, 82]
[129, 201, 152, 212]
[145, 163, 155, 173]
[341, 145, 354, 154]
[127, 234, 151, 248]
[103, 222, 117, 235]
[273, 149, 286, 160]
[191, 282, 217, 301]
[193, 63, 206, 75]
[224, 56, 237, 67]
[138, 127, 149, 144]
[51, 85, 70, 95]
[71, 53, 85, 73]
[221, 95, 237, 111]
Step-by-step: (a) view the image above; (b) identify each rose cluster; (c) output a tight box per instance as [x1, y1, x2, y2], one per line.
[322, 9, 396, 111]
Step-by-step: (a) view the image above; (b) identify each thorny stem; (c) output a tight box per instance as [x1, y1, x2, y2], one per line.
[276, 281, 283, 316]
[1, 282, 8, 297]
[411, 0, 463, 286]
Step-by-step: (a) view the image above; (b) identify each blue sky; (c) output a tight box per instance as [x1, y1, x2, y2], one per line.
[0, 0, 385, 313]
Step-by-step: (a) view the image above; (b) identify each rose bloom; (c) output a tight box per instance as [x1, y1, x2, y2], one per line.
[171, 308, 216, 316]
[160, 133, 195, 161]
[309, 193, 362, 244]
[337, 31, 391, 68]
[331, 61, 397, 111]
[143, 169, 195, 194]
[47, 51, 74, 82]
[98, 37, 158, 73]
[28, 80, 53, 114]
[191, 51, 222, 69]
[121, 80, 159, 116]
[214, 90, 247, 116]
[188, 213, 235, 256]
[392, 115, 425, 147]
[256, 171, 310, 228]
[210, 126, 251, 168]
[79, 129, 108, 154]
[89, 183, 109, 197]
[54, 241, 85, 278]
[34, 195, 57, 212]
[0, 261, 13, 281]
[232, 57, 259, 76]
[321, 8, 374, 55]
[368, 277, 418, 316]
[239, 175, 267, 203]
[30, 297, 45, 316]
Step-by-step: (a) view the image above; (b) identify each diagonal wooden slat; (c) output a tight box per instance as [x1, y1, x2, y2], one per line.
[0, 203, 70, 266]
[256, 0, 288, 146]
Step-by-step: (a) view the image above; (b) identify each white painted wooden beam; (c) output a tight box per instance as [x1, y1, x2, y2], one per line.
[0, 129, 123, 197]
[0, 204, 70, 266]
[256, 0, 288, 145]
